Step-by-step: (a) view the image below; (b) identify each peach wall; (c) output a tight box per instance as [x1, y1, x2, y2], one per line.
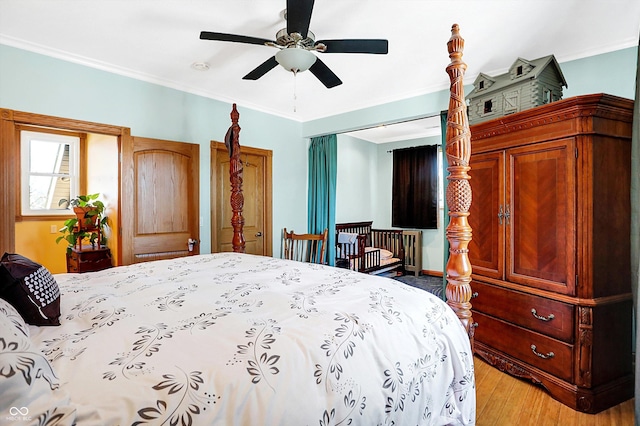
[86, 133, 119, 264]
[15, 219, 70, 274]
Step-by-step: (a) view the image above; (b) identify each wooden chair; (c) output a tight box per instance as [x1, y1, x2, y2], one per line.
[282, 228, 328, 265]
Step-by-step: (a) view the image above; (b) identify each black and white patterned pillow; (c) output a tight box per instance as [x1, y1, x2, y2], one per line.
[0, 253, 61, 326]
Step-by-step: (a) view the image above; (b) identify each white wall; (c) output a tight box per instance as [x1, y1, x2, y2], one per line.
[335, 134, 378, 223]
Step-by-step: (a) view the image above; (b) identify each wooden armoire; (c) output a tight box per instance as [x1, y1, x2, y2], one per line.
[468, 93, 634, 413]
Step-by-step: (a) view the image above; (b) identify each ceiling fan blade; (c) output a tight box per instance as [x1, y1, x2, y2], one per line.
[286, 0, 314, 38]
[200, 31, 274, 46]
[309, 58, 342, 88]
[316, 39, 389, 54]
[242, 56, 279, 80]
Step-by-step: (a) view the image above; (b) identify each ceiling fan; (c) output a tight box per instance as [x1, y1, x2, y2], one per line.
[199, 0, 388, 88]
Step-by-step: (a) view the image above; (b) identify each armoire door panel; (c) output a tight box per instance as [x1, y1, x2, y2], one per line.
[468, 151, 504, 279]
[506, 139, 576, 295]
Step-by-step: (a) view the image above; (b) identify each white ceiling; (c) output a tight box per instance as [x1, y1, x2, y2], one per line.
[1, 0, 638, 135]
[345, 115, 442, 144]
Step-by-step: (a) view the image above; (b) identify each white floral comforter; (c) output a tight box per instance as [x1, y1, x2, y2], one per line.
[30, 253, 475, 425]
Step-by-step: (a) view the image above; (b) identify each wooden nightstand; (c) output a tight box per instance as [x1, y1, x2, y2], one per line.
[66, 246, 112, 273]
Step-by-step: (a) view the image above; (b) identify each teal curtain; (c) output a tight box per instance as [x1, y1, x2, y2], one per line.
[308, 134, 337, 266]
[441, 110, 449, 300]
[631, 36, 639, 423]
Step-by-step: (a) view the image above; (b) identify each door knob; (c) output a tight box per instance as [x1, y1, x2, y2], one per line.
[255, 232, 262, 237]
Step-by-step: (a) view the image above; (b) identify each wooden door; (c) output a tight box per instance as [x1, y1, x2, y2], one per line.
[506, 138, 576, 295]
[121, 136, 199, 264]
[468, 151, 505, 280]
[211, 142, 272, 256]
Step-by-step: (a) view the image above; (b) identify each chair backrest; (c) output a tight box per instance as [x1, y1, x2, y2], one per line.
[282, 228, 328, 264]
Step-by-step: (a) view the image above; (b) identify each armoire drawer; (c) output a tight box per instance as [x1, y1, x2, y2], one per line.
[471, 281, 574, 342]
[473, 311, 573, 382]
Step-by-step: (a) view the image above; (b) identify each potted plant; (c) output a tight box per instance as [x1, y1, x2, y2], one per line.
[56, 193, 108, 252]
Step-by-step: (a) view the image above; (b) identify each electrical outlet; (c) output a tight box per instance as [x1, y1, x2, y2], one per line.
[50, 225, 57, 234]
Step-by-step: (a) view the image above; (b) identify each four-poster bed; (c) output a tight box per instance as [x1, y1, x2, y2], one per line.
[442, 24, 475, 339]
[225, 103, 246, 255]
[227, 24, 476, 338]
[1, 26, 477, 425]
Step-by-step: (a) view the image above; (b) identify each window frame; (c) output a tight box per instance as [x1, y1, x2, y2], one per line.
[18, 126, 85, 219]
[484, 99, 493, 114]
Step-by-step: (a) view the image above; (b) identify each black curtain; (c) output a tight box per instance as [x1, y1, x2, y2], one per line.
[392, 144, 438, 229]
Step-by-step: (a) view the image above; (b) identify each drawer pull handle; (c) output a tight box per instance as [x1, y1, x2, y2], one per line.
[531, 308, 555, 322]
[471, 292, 479, 299]
[531, 345, 555, 359]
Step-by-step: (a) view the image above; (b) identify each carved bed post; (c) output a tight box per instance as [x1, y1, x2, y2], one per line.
[227, 103, 245, 253]
[444, 24, 474, 340]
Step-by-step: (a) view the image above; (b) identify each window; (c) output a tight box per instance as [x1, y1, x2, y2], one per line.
[543, 89, 552, 104]
[20, 130, 80, 216]
[516, 65, 523, 75]
[479, 81, 485, 89]
[392, 145, 438, 229]
[484, 100, 493, 114]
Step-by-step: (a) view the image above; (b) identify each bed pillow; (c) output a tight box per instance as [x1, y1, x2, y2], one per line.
[378, 248, 394, 260]
[365, 247, 394, 260]
[0, 253, 61, 326]
[0, 297, 75, 423]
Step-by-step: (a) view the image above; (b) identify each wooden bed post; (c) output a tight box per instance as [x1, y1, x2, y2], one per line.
[227, 103, 245, 253]
[444, 24, 474, 340]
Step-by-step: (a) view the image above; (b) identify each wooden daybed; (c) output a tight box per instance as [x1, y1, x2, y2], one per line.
[227, 24, 475, 341]
[335, 221, 405, 275]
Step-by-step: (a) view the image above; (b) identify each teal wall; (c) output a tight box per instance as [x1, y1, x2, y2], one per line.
[1, 43, 637, 264]
[562, 47, 638, 100]
[0, 43, 307, 256]
[335, 134, 379, 224]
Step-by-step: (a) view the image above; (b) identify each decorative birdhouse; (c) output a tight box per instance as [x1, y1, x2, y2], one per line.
[466, 55, 568, 124]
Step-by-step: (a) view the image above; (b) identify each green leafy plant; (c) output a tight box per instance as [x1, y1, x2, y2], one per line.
[56, 193, 108, 252]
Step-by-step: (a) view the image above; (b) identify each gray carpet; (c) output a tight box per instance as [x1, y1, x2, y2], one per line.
[392, 274, 446, 300]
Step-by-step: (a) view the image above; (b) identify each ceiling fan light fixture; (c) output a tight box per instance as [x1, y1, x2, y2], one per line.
[275, 48, 316, 73]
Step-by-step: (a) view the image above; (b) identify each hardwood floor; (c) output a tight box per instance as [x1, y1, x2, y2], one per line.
[474, 356, 635, 425]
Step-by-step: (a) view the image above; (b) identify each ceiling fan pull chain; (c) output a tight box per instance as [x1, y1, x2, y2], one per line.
[293, 70, 298, 113]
